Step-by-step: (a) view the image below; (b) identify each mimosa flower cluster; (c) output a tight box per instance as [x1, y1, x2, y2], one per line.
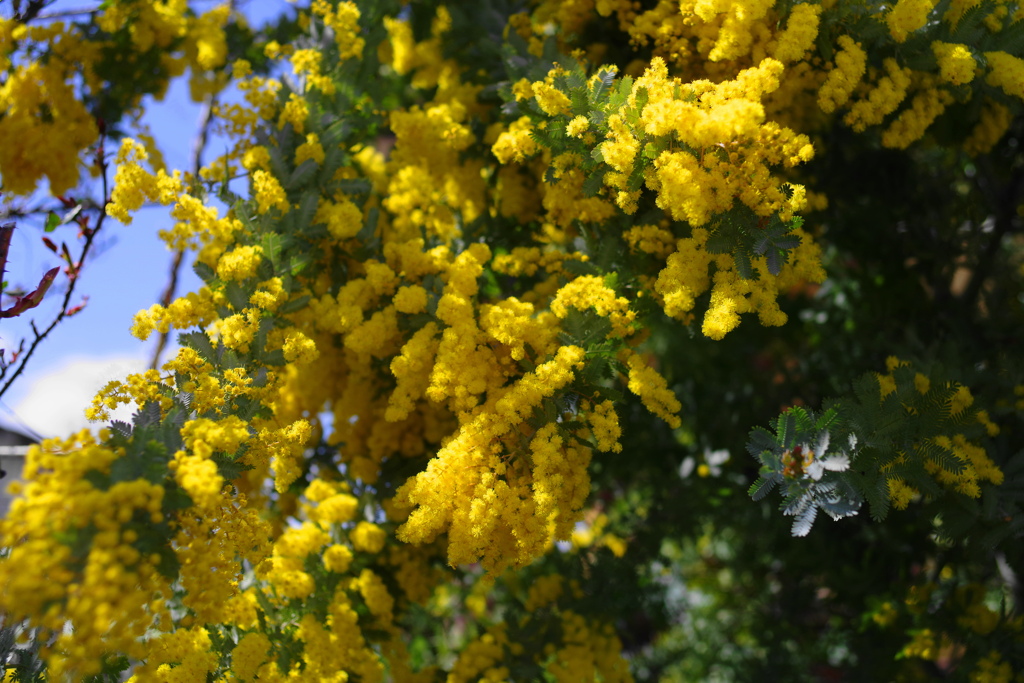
[0, 1, 237, 196]
[1, 0, 1021, 680]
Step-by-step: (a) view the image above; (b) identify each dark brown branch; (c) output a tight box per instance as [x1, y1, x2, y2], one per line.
[32, 7, 101, 20]
[961, 160, 1024, 312]
[12, 0, 52, 23]
[0, 143, 109, 400]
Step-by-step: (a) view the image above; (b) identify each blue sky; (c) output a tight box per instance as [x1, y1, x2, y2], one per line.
[0, 0, 295, 438]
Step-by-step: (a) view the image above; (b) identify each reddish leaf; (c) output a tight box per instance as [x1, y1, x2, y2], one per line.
[0, 224, 13, 287]
[0, 267, 59, 318]
[66, 296, 89, 317]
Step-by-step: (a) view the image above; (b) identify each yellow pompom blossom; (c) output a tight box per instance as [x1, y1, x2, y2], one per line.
[970, 650, 1013, 683]
[295, 132, 326, 166]
[263, 40, 291, 60]
[106, 139, 185, 223]
[252, 169, 290, 214]
[130, 288, 220, 341]
[396, 345, 590, 571]
[250, 277, 289, 311]
[386, 322, 441, 421]
[231, 57, 253, 80]
[492, 116, 540, 163]
[881, 87, 955, 149]
[247, 418, 313, 494]
[948, 383, 975, 414]
[932, 41, 977, 85]
[172, 450, 222, 509]
[0, 62, 99, 196]
[625, 352, 682, 429]
[926, 433, 1003, 498]
[357, 568, 395, 625]
[875, 363, 1005, 506]
[976, 409, 1000, 437]
[8, 2, 1024, 679]
[323, 544, 355, 573]
[172, 496, 271, 625]
[511, 77, 534, 101]
[290, 48, 335, 94]
[887, 0, 937, 43]
[532, 72, 573, 117]
[393, 284, 429, 314]
[160, 193, 243, 263]
[231, 632, 272, 681]
[447, 627, 512, 683]
[623, 224, 676, 259]
[544, 611, 635, 683]
[567, 115, 590, 137]
[185, 4, 231, 72]
[487, 50, 819, 287]
[771, 4, 822, 64]
[86, 367, 174, 421]
[900, 628, 938, 660]
[602, 113, 640, 178]
[587, 400, 623, 452]
[844, 58, 914, 132]
[551, 275, 637, 338]
[629, 57, 813, 224]
[131, 627, 221, 681]
[384, 100, 486, 242]
[278, 92, 310, 132]
[305, 484, 359, 525]
[96, 0, 188, 54]
[887, 478, 918, 510]
[0, 0, 240, 198]
[482, 297, 559, 362]
[818, 36, 867, 113]
[964, 100, 1013, 155]
[315, 197, 364, 240]
[182, 416, 250, 459]
[0, 431, 174, 679]
[216, 244, 263, 282]
[653, 226, 823, 338]
[312, 0, 365, 60]
[690, 0, 775, 63]
[654, 230, 713, 320]
[984, 50, 1024, 101]
[216, 309, 263, 353]
[525, 574, 565, 611]
[351, 521, 387, 554]
[282, 329, 320, 364]
[257, 558, 315, 601]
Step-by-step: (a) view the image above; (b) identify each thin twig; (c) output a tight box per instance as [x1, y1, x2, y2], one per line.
[0, 145, 109, 401]
[11, 0, 50, 23]
[148, 94, 219, 370]
[31, 7, 100, 20]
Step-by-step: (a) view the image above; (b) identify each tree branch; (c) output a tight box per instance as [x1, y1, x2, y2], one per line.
[961, 158, 1024, 313]
[0, 141, 109, 400]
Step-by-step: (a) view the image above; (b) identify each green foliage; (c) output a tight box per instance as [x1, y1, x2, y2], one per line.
[748, 360, 1022, 547]
[4, 1, 1024, 681]
[747, 405, 861, 536]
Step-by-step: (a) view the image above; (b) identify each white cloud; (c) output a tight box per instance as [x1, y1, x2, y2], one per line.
[12, 354, 151, 439]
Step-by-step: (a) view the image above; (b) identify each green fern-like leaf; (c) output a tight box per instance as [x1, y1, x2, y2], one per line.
[589, 68, 616, 104]
[746, 426, 778, 459]
[749, 475, 779, 501]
